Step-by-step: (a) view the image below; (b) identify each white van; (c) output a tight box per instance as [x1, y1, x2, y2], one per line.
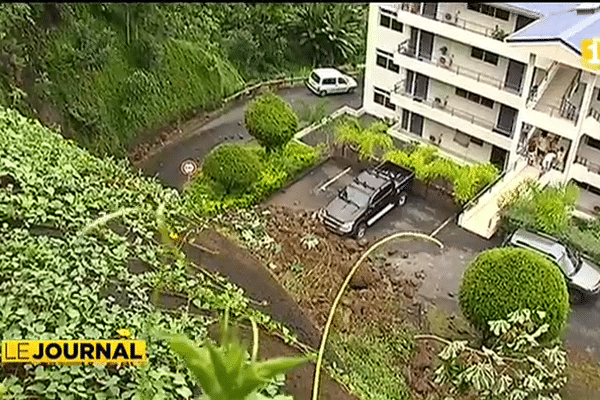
[306, 68, 358, 97]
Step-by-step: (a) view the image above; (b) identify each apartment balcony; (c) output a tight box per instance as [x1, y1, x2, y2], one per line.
[390, 85, 514, 150]
[396, 44, 522, 107]
[397, 3, 508, 39]
[383, 3, 529, 63]
[583, 108, 600, 141]
[571, 159, 600, 193]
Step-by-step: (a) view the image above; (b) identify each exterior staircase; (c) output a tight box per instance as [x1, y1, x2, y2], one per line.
[534, 65, 578, 117]
[458, 157, 540, 239]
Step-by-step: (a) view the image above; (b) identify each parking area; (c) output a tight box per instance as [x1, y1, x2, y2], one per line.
[267, 157, 500, 302]
[267, 157, 600, 359]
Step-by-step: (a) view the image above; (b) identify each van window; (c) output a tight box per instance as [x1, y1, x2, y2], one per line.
[323, 78, 336, 85]
[338, 77, 347, 85]
[310, 72, 321, 84]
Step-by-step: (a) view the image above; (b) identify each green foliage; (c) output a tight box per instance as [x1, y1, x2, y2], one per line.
[0, 107, 286, 399]
[244, 93, 299, 153]
[0, 4, 368, 156]
[202, 144, 262, 195]
[328, 326, 415, 400]
[459, 248, 569, 342]
[499, 182, 580, 237]
[297, 99, 330, 129]
[384, 146, 499, 204]
[186, 141, 320, 216]
[335, 118, 393, 161]
[435, 309, 568, 400]
[286, 4, 367, 67]
[164, 314, 308, 400]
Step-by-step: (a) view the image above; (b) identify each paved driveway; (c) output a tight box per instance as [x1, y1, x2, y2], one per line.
[267, 157, 600, 359]
[140, 78, 364, 190]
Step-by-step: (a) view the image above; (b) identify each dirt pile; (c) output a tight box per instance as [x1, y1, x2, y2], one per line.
[259, 205, 423, 332]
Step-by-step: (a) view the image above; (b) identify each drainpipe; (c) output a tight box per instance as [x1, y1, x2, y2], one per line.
[564, 71, 599, 181]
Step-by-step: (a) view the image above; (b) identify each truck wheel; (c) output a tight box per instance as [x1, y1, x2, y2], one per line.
[397, 192, 407, 206]
[355, 222, 367, 240]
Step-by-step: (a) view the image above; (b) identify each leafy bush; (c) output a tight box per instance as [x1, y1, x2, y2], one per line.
[335, 118, 393, 161]
[244, 93, 298, 153]
[435, 309, 568, 400]
[384, 146, 499, 204]
[459, 248, 569, 342]
[187, 141, 320, 216]
[0, 107, 278, 398]
[202, 144, 262, 195]
[499, 182, 579, 236]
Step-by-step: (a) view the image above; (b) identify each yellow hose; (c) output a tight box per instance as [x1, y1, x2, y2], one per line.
[311, 232, 444, 400]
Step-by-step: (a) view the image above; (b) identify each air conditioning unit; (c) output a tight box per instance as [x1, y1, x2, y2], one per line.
[444, 12, 453, 21]
[433, 97, 447, 109]
[439, 56, 453, 68]
[397, 39, 409, 54]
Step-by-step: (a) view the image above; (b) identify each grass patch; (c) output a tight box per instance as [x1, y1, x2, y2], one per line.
[328, 324, 416, 400]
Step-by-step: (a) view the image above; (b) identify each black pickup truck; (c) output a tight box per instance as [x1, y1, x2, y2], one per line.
[318, 161, 414, 239]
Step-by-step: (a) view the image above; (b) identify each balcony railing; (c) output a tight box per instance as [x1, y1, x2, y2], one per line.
[396, 3, 509, 40]
[393, 84, 512, 134]
[534, 95, 579, 123]
[588, 107, 600, 123]
[574, 155, 600, 175]
[397, 43, 520, 94]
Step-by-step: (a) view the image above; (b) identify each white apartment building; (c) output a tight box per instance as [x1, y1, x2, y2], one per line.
[363, 2, 600, 224]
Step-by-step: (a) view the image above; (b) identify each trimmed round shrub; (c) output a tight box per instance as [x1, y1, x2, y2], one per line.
[459, 247, 569, 341]
[202, 144, 262, 194]
[244, 92, 298, 152]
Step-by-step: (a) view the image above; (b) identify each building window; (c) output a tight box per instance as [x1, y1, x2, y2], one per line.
[470, 137, 484, 146]
[455, 87, 494, 108]
[471, 47, 499, 65]
[467, 3, 510, 21]
[380, 14, 392, 28]
[588, 136, 600, 151]
[401, 109, 410, 130]
[379, 8, 403, 32]
[373, 86, 396, 111]
[376, 49, 400, 73]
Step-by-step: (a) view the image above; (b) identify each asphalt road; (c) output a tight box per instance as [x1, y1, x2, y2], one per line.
[268, 157, 600, 360]
[139, 78, 364, 190]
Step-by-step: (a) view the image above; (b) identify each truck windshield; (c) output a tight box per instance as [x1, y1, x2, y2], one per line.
[340, 186, 370, 208]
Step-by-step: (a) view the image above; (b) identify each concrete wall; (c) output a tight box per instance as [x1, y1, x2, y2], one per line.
[424, 118, 493, 163]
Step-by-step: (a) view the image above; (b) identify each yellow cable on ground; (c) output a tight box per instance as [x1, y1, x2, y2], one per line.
[311, 232, 444, 400]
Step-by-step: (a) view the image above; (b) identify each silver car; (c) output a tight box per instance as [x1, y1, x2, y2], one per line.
[504, 228, 600, 303]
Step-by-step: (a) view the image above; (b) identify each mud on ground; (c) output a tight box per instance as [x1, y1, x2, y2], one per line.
[255, 205, 438, 398]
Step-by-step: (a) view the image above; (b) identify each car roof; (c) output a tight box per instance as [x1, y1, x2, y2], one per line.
[507, 228, 567, 261]
[312, 68, 345, 77]
[354, 170, 387, 193]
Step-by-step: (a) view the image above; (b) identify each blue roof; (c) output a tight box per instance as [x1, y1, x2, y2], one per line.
[504, 3, 600, 55]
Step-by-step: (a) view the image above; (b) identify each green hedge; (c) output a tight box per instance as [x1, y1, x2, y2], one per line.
[384, 146, 498, 205]
[244, 93, 298, 153]
[186, 141, 320, 216]
[202, 144, 262, 194]
[459, 247, 569, 342]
